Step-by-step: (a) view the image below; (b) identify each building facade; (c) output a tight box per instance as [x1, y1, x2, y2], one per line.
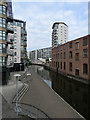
[29, 47, 52, 61]
[0, 1, 14, 84]
[13, 19, 27, 71]
[0, 1, 27, 84]
[50, 35, 90, 83]
[52, 22, 68, 48]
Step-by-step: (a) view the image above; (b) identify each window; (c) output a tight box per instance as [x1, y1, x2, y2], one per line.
[21, 28, 24, 33]
[15, 52, 17, 56]
[0, 17, 6, 28]
[15, 58, 17, 62]
[75, 69, 79, 76]
[69, 43, 72, 48]
[83, 49, 88, 58]
[75, 53, 79, 61]
[63, 45, 66, 50]
[75, 42, 79, 49]
[64, 62, 66, 70]
[0, 57, 2, 66]
[0, 44, 2, 49]
[83, 64, 88, 74]
[0, 57, 6, 66]
[14, 27, 17, 31]
[69, 62, 72, 71]
[58, 62, 59, 68]
[14, 45, 16, 49]
[61, 52, 62, 59]
[61, 62, 62, 69]
[69, 51, 72, 58]
[2, 44, 6, 53]
[83, 38, 88, 46]
[64, 52, 66, 59]
[0, 30, 6, 40]
[60, 47, 62, 51]
[0, 5, 6, 15]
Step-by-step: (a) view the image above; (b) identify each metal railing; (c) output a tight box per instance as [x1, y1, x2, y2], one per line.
[7, 23, 14, 31]
[7, 49, 14, 56]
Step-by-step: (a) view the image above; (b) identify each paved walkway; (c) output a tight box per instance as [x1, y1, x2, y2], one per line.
[21, 66, 83, 118]
[0, 68, 30, 118]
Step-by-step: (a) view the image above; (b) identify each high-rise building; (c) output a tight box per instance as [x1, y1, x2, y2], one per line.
[0, 1, 14, 84]
[52, 22, 68, 48]
[0, 1, 27, 84]
[13, 19, 27, 70]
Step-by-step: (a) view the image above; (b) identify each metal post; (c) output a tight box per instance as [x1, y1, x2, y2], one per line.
[14, 74, 21, 116]
[16, 76, 18, 116]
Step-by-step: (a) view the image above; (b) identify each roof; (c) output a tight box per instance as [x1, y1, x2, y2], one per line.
[13, 18, 26, 23]
[52, 22, 68, 29]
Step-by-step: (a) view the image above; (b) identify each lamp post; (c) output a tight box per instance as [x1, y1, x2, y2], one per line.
[14, 74, 21, 116]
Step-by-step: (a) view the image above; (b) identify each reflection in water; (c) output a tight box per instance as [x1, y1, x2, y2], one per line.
[32, 65, 90, 120]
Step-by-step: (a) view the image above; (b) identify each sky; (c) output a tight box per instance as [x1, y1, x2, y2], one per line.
[12, 1, 88, 51]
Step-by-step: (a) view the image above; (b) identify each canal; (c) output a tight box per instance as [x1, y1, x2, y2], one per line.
[32, 65, 90, 119]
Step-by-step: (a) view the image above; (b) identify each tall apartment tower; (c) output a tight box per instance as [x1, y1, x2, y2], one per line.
[13, 19, 27, 70]
[52, 22, 68, 48]
[0, 1, 14, 85]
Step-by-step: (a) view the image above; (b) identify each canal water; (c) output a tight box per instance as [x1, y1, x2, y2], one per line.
[32, 65, 90, 120]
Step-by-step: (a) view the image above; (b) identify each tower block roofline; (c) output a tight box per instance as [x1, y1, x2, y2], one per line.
[52, 22, 68, 29]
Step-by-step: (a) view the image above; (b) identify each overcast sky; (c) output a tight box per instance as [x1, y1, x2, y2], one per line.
[12, 2, 88, 51]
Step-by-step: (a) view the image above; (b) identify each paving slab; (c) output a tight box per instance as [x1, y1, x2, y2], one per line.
[21, 66, 84, 118]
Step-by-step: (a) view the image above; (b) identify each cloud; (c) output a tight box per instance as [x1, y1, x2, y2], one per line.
[13, 2, 88, 51]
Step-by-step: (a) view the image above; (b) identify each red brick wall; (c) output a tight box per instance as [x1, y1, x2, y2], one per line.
[50, 35, 90, 81]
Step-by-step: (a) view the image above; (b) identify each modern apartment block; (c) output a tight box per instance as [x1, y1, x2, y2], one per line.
[52, 22, 68, 48]
[0, 1, 27, 85]
[0, 1, 14, 84]
[13, 19, 27, 71]
[29, 47, 52, 61]
[50, 35, 90, 84]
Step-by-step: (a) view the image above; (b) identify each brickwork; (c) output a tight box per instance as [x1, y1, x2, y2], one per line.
[50, 35, 90, 81]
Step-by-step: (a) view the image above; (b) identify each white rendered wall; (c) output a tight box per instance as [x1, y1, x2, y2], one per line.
[14, 26, 21, 63]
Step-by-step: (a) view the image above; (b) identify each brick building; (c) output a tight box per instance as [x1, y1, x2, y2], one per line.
[50, 35, 90, 83]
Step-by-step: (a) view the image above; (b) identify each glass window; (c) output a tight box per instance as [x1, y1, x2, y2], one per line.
[69, 42, 72, 48]
[0, 30, 6, 40]
[0, 44, 2, 49]
[3, 44, 6, 48]
[0, 17, 6, 28]
[69, 51, 72, 58]
[69, 62, 72, 71]
[75, 42, 79, 49]
[0, 5, 6, 15]
[14, 45, 16, 49]
[83, 49, 88, 58]
[21, 23, 24, 27]
[15, 58, 17, 62]
[0, 5, 2, 14]
[83, 64, 88, 74]
[83, 38, 88, 46]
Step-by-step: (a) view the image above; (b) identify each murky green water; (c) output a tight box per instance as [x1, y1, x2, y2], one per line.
[33, 65, 90, 120]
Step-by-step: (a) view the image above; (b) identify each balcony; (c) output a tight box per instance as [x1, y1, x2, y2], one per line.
[7, 49, 14, 56]
[7, 23, 14, 34]
[7, 61, 14, 68]
[24, 31, 27, 35]
[7, 17, 13, 22]
[10, 45, 14, 49]
[7, 38, 13, 44]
